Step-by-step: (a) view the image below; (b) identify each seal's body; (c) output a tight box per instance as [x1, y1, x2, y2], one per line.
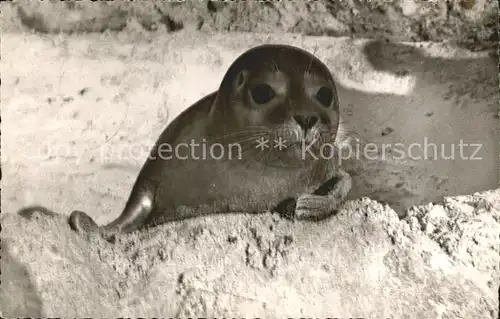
[69, 44, 352, 236]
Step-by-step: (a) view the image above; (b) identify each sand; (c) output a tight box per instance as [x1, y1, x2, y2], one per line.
[1, 30, 498, 317]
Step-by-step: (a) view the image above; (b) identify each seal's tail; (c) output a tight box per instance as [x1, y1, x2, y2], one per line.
[68, 210, 99, 233]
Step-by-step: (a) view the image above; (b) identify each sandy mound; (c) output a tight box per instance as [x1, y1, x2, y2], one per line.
[2, 191, 499, 317]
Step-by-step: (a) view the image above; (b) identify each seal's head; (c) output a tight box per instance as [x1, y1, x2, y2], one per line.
[210, 44, 340, 165]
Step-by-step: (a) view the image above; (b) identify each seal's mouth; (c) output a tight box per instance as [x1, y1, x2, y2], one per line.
[295, 129, 334, 144]
[288, 137, 318, 146]
[266, 126, 337, 151]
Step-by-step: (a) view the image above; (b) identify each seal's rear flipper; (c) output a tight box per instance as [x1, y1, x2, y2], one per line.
[69, 210, 99, 233]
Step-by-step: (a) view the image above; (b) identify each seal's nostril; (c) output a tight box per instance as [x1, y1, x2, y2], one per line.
[293, 115, 318, 130]
[293, 115, 303, 127]
[308, 116, 318, 128]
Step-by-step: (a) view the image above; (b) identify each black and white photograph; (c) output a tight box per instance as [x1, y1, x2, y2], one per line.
[1, 0, 499, 317]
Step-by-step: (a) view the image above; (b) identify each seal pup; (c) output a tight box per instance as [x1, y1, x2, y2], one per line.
[69, 44, 352, 238]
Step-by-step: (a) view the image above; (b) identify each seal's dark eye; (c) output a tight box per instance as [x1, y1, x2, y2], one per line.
[316, 86, 333, 107]
[250, 84, 276, 105]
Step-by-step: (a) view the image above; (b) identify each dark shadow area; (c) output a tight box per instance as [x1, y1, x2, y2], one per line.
[0, 240, 44, 317]
[18, 205, 58, 220]
[363, 39, 498, 106]
[336, 39, 498, 215]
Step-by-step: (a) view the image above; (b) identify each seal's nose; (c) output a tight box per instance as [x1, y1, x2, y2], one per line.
[293, 115, 318, 131]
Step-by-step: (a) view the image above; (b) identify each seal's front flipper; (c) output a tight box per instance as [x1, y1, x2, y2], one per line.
[295, 194, 341, 220]
[69, 210, 99, 233]
[296, 168, 352, 220]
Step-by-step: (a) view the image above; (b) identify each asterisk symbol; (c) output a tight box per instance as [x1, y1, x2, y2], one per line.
[255, 137, 270, 150]
[273, 137, 288, 151]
